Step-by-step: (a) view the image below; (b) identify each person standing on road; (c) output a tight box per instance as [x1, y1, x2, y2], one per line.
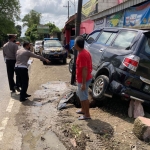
[15, 42, 50, 102]
[75, 36, 92, 120]
[3, 34, 20, 93]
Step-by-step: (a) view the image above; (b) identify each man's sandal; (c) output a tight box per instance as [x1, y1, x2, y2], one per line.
[78, 115, 91, 120]
[76, 110, 84, 114]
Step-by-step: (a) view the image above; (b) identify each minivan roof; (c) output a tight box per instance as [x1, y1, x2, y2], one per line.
[95, 27, 149, 33]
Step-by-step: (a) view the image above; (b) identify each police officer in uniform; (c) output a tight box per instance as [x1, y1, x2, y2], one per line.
[15, 42, 50, 102]
[3, 34, 20, 93]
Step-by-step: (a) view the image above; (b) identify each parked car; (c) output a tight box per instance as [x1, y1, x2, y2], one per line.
[34, 40, 43, 54]
[41, 40, 67, 65]
[73, 27, 150, 104]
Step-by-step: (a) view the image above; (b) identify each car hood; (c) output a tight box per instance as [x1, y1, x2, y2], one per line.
[35, 45, 42, 48]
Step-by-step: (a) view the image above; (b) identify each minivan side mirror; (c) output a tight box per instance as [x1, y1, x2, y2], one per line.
[82, 33, 88, 40]
[86, 37, 95, 44]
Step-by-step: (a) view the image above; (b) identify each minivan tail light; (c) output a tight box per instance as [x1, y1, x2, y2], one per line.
[122, 55, 140, 72]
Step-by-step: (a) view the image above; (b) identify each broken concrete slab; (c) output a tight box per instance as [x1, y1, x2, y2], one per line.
[57, 91, 74, 110]
[133, 117, 150, 142]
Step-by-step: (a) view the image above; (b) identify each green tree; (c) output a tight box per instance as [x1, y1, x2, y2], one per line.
[45, 23, 60, 34]
[22, 10, 41, 28]
[25, 24, 40, 42]
[15, 25, 22, 37]
[0, 0, 20, 40]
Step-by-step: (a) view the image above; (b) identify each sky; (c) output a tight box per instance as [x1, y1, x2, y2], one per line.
[19, 0, 89, 37]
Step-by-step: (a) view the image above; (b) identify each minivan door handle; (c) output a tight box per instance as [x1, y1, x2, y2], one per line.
[99, 48, 104, 52]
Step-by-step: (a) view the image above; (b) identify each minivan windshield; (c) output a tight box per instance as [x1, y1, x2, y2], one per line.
[44, 41, 62, 47]
[35, 42, 42, 45]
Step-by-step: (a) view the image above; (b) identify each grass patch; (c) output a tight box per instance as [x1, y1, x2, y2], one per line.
[71, 125, 82, 137]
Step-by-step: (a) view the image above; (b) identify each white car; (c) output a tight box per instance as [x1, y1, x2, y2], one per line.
[34, 40, 43, 54]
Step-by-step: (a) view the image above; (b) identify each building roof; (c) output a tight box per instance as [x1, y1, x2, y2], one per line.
[62, 14, 77, 33]
[90, 0, 147, 20]
[65, 14, 77, 25]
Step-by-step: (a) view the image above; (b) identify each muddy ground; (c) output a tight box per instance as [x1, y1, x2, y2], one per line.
[16, 59, 150, 150]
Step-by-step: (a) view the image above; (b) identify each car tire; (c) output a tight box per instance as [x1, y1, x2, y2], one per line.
[69, 58, 73, 73]
[63, 58, 67, 64]
[92, 75, 109, 101]
[43, 61, 47, 65]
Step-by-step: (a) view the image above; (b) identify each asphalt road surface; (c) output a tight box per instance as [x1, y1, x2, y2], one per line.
[0, 51, 66, 150]
[0, 51, 11, 123]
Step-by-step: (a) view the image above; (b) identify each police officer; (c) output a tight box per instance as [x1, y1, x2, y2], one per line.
[3, 34, 20, 93]
[15, 42, 50, 102]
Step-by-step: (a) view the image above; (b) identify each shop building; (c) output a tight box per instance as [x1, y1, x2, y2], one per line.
[90, 0, 150, 30]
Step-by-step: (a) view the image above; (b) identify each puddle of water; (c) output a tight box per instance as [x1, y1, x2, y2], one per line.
[33, 102, 43, 107]
[23, 131, 41, 150]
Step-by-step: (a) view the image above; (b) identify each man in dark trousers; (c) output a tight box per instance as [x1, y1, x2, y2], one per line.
[3, 34, 20, 93]
[15, 42, 50, 102]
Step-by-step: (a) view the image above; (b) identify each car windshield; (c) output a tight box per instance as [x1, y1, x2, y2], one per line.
[35, 42, 42, 45]
[44, 41, 62, 47]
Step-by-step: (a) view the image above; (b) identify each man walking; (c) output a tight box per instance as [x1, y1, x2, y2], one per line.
[15, 42, 50, 102]
[3, 34, 20, 93]
[75, 36, 92, 120]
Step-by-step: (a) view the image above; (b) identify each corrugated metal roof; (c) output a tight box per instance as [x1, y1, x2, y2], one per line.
[90, 0, 148, 20]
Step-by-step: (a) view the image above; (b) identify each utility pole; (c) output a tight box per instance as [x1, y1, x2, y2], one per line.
[63, 1, 71, 19]
[71, 0, 83, 85]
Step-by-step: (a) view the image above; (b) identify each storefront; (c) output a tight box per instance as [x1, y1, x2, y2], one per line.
[90, 0, 150, 30]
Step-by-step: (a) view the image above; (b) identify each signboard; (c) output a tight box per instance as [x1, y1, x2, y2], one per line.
[94, 18, 106, 30]
[124, 1, 150, 29]
[106, 11, 124, 27]
[82, 0, 98, 20]
[37, 25, 49, 34]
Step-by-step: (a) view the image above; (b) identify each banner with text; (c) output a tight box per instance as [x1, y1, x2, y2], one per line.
[94, 18, 106, 30]
[124, 1, 150, 28]
[82, 0, 98, 20]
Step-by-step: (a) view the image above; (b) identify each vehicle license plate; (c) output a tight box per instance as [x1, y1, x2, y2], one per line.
[143, 85, 150, 93]
[54, 54, 59, 57]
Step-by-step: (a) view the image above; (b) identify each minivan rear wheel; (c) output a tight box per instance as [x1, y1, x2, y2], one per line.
[92, 75, 109, 101]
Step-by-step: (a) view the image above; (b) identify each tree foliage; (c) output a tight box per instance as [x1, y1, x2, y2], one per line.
[22, 10, 41, 28]
[0, 0, 20, 45]
[25, 24, 40, 42]
[23, 10, 61, 42]
[0, 0, 20, 21]
[45, 23, 60, 34]
[15, 25, 22, 37]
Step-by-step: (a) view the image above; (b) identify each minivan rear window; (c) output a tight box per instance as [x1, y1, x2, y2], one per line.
[112, 30, 137, 49]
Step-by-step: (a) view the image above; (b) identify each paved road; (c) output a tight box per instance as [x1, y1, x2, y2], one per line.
[0, 51, 11, 122]
[0, 51, 66, 149]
